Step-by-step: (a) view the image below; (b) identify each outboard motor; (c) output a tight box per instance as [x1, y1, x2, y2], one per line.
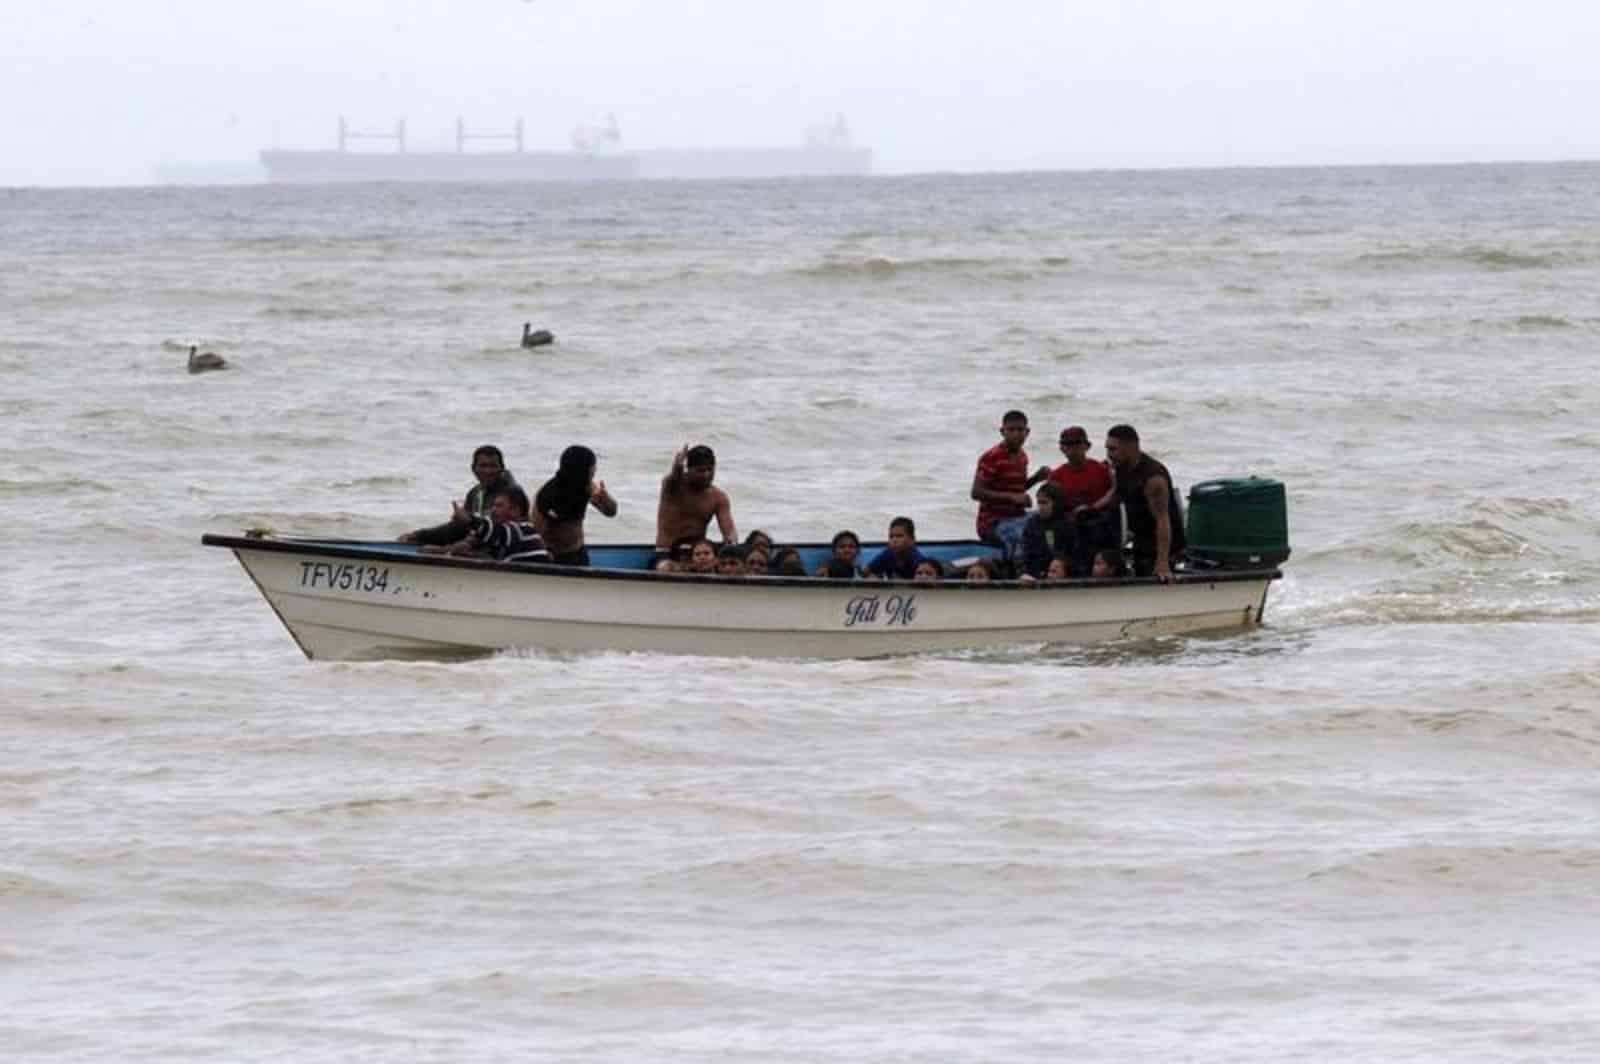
[1185, 477, 1290, 569]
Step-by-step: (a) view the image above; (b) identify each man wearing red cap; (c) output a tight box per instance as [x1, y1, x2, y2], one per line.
[1047, 425, 1119, 573]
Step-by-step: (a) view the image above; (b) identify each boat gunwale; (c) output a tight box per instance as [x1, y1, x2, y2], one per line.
[201, 533, 1283, 592]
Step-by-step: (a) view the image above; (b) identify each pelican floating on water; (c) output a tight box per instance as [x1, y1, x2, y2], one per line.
[521, 323, 555, 349]
[188, 345, 229, 373]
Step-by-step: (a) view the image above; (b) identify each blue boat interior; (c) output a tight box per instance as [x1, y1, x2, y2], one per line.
[320, 539, 1003, 573]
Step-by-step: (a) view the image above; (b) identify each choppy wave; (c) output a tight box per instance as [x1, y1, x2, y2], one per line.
[1512, 314, 1574, 329]
[1306, 844, 1600, 888]
[1355, 244, 1566, 270]
[0, 476, 115, 496]
[793, 254, 1072, 281]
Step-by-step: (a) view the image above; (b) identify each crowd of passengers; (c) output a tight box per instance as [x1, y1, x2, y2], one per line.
[398, 410, 1188, 583]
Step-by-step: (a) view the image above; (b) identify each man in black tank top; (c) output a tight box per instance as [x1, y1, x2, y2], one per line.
[1105, 424, 1186, 583]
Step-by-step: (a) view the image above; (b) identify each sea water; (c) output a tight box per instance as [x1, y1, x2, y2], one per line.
[3, 165, 1599, 1061]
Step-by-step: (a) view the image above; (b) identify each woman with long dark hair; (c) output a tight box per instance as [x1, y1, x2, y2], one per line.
[533, 445, 618, 566]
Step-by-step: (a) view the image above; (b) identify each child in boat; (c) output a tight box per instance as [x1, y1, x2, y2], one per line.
[770, 547, 807, 576]
[815, 529, 864, 576]
[744, 529, 774, 556]
[687, 538, 718, 574]
[714, 544, 747, 576]
[1091, 548, 1124, 579]
[821, 558, 858, 579]
[964, 558, 996, 583]
[421, 486, 549, 564]
[1019, 482, 1077, 579]
[913, 558, 944, 583]
[1021, 554, 1071, 584]
[745, 547, 770, 575]
[864, 517, 928, 580]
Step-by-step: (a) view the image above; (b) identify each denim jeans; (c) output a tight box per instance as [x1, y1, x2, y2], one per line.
[989, 515, 1030, 562]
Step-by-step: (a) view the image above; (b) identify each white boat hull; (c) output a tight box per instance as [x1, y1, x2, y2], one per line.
[205, 536, 1279, 662]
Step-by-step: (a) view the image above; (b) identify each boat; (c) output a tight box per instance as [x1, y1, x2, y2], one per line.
[200, 534, 1282, 662]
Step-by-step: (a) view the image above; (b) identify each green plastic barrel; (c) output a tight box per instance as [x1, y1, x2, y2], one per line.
[1185, 477, 1290, 568]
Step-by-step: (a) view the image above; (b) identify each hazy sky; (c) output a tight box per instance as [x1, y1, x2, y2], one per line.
[4, 0, 1596, 185]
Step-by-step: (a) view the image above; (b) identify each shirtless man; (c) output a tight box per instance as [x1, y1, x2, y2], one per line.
[655, 444, 736, 550]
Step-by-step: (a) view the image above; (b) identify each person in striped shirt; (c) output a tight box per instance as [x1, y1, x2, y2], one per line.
[421, 486, 550, 564]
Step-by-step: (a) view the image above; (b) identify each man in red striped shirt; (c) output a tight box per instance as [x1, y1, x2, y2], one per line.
[971, 409, 1046, 558]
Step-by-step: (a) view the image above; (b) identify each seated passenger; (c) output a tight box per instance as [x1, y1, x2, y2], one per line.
[1091, 548, 1124, 579]
[420, 486, 549, 564]
[770, 547, 807, 576]
[971, 409, 1043, 560]
[687, 538, 717, 574]
[864, 517, 928, 580]
[822, 558, 858, 579]
[745, 547, 770, 575]
[744, 529, 774, 556]
[1050, 425, 1120, 572]
[913, 558, 944, 583]
[815, 530, 864, 577]
[714, 544, 747, 576]
[401, 444, 515, 545]
[1019, 482, 1078, 579]
[1019, 553, 1071, 585]
[964, 558, 996, 583]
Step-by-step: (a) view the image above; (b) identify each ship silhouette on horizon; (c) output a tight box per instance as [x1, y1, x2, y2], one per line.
[257, 114, 872, 184]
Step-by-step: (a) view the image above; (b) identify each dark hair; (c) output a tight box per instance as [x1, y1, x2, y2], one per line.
[1107, 424, 1140, 445]
[686, 444, 716, 467]
[536, 444, 596, 524]
[716, 543, 745, 560]
[824, 558, 857, 579]
[830, 529, 859, 550]
[771, 548, 806, 575]
[671, 535, 699, 559]
[1095, 548, 1123, 572]
[1001, 410, 1028, 426]
[492, 485, 530, 518]
[472, 444, 505, 466]
[889, 516, 916, 539]
[1036, 481, 1066, 512]
[966, 558, 996, 578]
[914, 558, 944, 576]
[1047, 552, 1071, 571]
[744, 529, 772, 549]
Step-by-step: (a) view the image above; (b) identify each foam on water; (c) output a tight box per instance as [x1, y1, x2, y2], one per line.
[4, 163, 1600, 1061]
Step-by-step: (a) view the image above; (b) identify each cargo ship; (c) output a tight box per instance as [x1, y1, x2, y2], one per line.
[257, 115, 871, 184]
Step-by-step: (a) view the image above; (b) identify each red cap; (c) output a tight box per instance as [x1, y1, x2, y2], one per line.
[1058, 426, 1089, 444]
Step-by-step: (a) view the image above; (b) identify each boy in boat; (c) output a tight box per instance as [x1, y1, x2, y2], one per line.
[401, 444, 516, 546]
[1048, 425, 1120, 572]
[714, 544, 747, 577]
[815, 530, 865, 577]
[913, 558, 945, 583]
[964, 558, 997, 583]
[420, 485, 550, 564]
[1090, 548, 1124, 579]
[864, 517, 929, 580]
[971, 410, 1046, 560]
[655, 444, 736, 553]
